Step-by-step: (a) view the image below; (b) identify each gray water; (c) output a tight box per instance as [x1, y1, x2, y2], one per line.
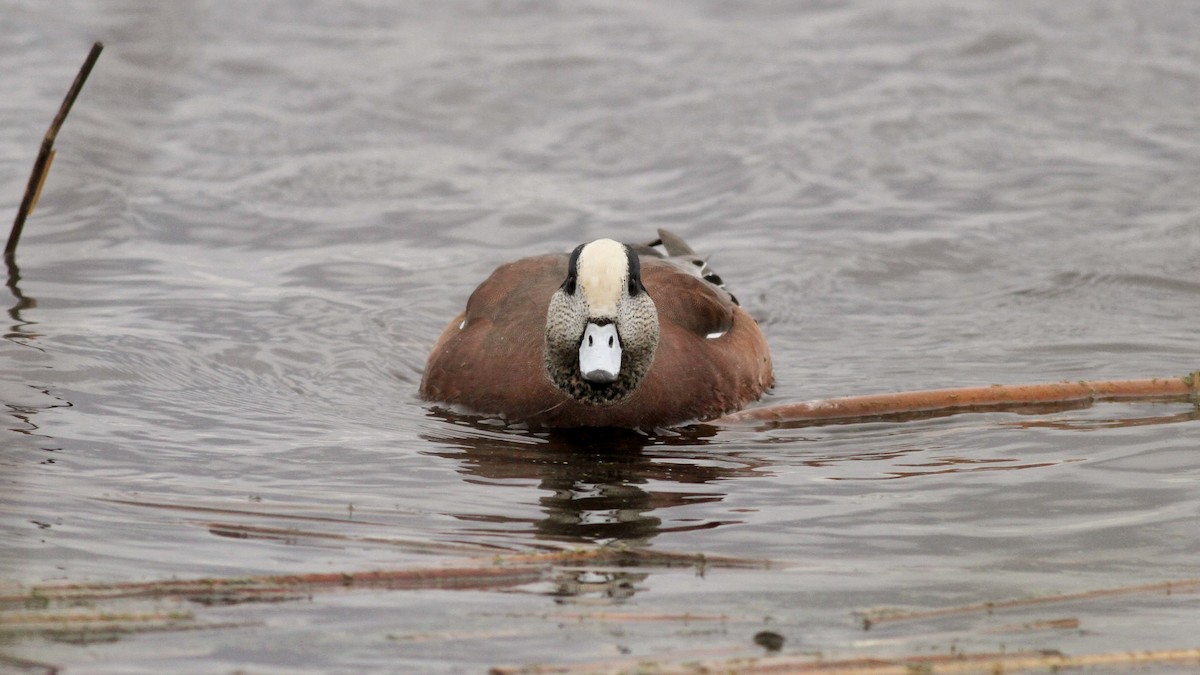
[2, 1, 1199, 672]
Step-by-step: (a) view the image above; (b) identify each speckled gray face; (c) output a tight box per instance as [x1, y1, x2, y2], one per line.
[544, 239, 659, 404]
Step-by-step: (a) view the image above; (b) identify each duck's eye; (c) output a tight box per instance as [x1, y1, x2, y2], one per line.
[608, 335, 614, 347]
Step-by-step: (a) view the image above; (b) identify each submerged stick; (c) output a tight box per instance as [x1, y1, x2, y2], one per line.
[5, 41, 104, 265]
[719, 374, 1199, 426]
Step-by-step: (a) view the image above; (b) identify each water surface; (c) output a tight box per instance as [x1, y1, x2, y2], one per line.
[3, 1, 1199, 672]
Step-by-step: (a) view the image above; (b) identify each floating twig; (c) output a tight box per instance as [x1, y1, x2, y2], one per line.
[0, 547, 767, 609]
[719, 374, 1199, 427]
[6, 41, 103, 267]
[0, 564, 545, 608]
[0, 652, 60, 675]
[856, 577, 1200, 629]
[490, 647, 1200, 674]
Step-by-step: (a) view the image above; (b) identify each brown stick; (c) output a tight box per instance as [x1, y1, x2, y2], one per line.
[0, 547, 767, 608]
[719, 374, 1199, 426]
[490, 647, 1200, 675]
[5, 41, 104, 264]
[0, 564, 546, 607]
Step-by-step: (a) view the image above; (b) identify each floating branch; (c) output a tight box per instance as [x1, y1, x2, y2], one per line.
[0, 547, 764, 608]
[0, 564, 545, 608]
[856, 577, 1200, 629]
[491, 576, 1200, 673]
[719, 374, 1199, 427]
[5, 41, 103, 265]
[0, 652, 61, 674]
[490, 647, 1200, 674]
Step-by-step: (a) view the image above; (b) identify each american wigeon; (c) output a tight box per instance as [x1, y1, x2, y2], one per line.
[419, 230, 773, 428]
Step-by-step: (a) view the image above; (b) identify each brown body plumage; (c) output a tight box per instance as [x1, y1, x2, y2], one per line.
[419, 231, 773, 428]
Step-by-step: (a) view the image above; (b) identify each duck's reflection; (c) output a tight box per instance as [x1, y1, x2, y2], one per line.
[422, 411, 757, 547]
[549, 568, 647, 605]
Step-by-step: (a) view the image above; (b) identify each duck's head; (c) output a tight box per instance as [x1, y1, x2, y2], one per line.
[544, 238, 659, 404]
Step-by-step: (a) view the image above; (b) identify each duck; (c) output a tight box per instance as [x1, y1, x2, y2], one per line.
[419, 229, 773, 428]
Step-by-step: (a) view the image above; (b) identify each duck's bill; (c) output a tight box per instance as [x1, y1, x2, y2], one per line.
[579, 321, 621, 383]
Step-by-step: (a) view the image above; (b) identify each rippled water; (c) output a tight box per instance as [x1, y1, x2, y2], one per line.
[3, 1, 1199, 672]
